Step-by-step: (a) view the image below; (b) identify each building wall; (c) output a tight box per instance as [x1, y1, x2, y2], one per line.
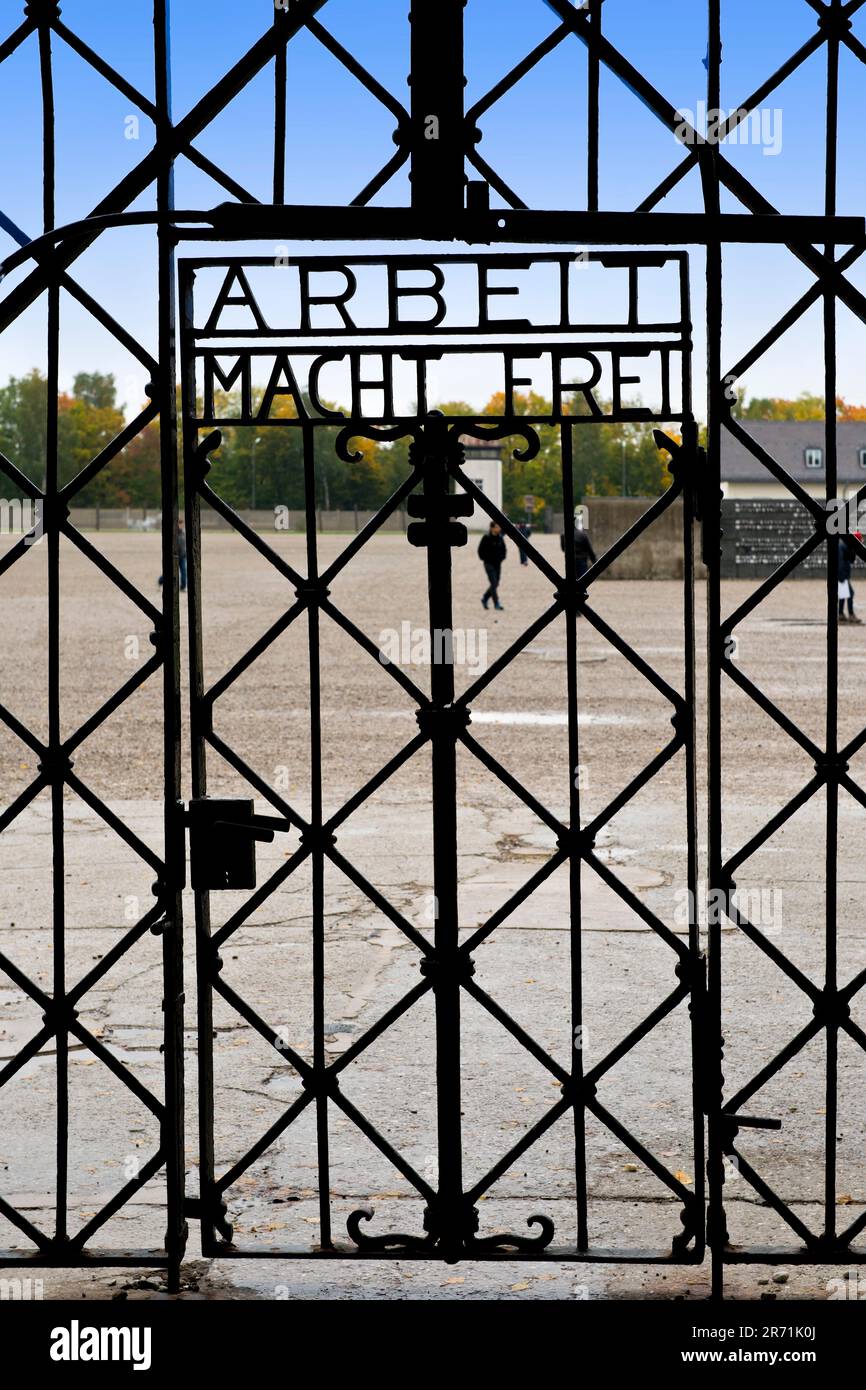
[723, 481, 825, 500]
[456, 455, 503, 531]
[553, 498, 703, 580]
[719, 498, 860, 579]
[65, 508, 410, 533]
[723, 481, 864, 501]
[63, 498, 701, 580]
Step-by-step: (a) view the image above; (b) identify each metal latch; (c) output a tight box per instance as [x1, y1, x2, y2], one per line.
[720, 1113, 782, 1145]
[186, 798, 291, 891]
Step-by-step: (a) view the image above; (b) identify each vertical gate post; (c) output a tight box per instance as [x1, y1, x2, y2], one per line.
[409, 0, 467, 218]
[154, 0, 187, 1294]
[410, 415, 470, 1259]
[179, 274, 228, 1258]
[704, 0, 727, 1303]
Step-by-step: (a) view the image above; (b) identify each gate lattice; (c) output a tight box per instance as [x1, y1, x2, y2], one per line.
[0, 0, 864, 1298]
[179, 246, 702, 1265]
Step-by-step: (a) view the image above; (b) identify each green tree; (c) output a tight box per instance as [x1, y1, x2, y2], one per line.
[477, 392, 670, 517]
[71, 372, 118, 410]
[59, 376, 126, 503]
[116, 419, 163, 508]
[733, 392, 866, 422]
[0, 368, 49, 491]
[0, 370, 129, 502]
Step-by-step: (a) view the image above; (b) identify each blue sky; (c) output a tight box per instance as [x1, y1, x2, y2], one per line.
[0, 0, 864, 419]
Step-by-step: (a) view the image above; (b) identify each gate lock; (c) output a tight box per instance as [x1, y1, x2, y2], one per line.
[186, 798, 291, 891]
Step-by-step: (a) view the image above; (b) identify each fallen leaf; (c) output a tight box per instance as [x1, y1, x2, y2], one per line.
[837, 1194, 855, 1205]
[674, 1171, 693, 1186]
[511, 1282, 530, 1291]
[622, 1163, 639, 1173]
[443, 1276, 464, 1285]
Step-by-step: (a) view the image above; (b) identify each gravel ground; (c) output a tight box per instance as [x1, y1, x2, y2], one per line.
[0, 529, 864, 1301]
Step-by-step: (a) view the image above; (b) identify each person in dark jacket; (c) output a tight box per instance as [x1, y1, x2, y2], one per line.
[561, 515, 597, 579]
[479, 522, 507, 610]
[516, 519, 531, 566]
[839, 532, 862, 624]
[158, 521, 187, 593]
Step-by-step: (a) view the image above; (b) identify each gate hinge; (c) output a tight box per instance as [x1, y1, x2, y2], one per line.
[693, 446, 723, 569]
[183, 1193, 234, 1244]
[692, 445, 709, 520]
[653, 430, 717, 566]
[185, 798, 293, 891]
[155, 799, 189, 896]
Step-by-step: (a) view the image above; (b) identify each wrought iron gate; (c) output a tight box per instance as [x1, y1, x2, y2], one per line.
[179, 247, 703, 1266]
[0, 0, 864, 1298]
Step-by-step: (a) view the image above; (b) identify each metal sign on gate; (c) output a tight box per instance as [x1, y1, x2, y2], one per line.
[182, 251, 692, 428]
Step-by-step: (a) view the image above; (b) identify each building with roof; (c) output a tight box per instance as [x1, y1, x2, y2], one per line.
[719, 422, 866, 578]
[457, 435, 504, 531]
[722, 421, 866, 500]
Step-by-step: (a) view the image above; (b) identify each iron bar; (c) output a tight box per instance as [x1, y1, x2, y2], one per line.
[155, 0, 186, 1295]
[705, 0, 726, 1302]
[304, 421, 334, 1251]
[409, 0, 466, 217]
[561, 421, 589, 1251]
[822, 0, 841, 1249]
[421, 418, 465, 1259]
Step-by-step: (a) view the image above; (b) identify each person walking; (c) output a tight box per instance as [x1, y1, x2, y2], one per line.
[177, 519, 187, 592]
[839, 532, 862, 624]
[479, 521, 507, 611]
[561, 510, 597, 579]
[158, 520, 188, 593]
[515, 519, 531, 566]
